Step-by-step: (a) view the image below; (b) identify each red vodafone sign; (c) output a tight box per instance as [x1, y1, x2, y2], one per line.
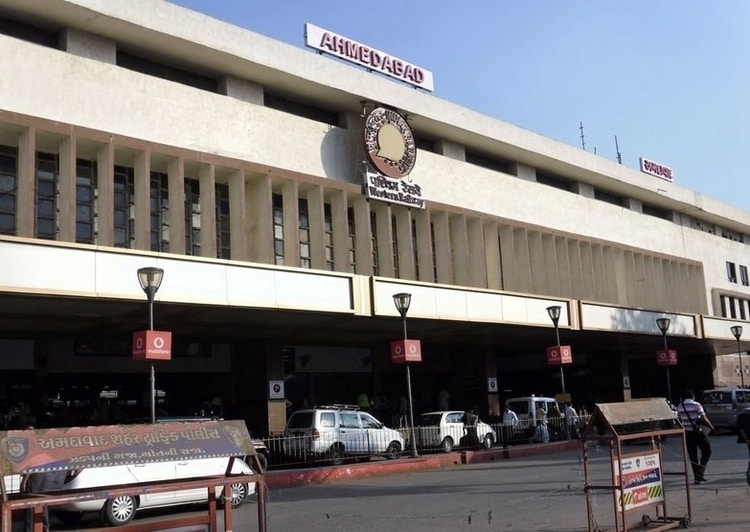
[546, 345, 573, 365]
[656, 349, 678, 366]
[390, 339, 422, 363]
[132, 330, 172, 361]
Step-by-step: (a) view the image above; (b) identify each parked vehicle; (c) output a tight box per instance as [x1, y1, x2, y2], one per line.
[53, 455, 254, 526]
[282, 404, 404, 465]
[701, 388, 750, 431]
[415, 411, 496, 452]
[504, 396, 565, 442]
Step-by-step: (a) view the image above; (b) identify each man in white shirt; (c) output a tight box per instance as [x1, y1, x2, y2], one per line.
[564, 403, 579, 439]
[677, 389, 714, 484]
[501, 404, 519, 447]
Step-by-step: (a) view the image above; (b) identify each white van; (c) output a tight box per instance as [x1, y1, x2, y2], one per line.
[701, 388, 750, 431]
[505, 396, 561, 426]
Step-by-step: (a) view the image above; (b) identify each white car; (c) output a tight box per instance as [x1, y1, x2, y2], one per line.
[283, 405, 404, 465]
[415, 411, 496, 452]
[51, 456, 254, 527]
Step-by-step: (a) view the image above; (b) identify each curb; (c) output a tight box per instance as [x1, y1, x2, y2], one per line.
[264, 440, 579, 490]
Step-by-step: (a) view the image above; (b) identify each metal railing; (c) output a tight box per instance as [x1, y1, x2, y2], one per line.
[259, 415, 590, 470]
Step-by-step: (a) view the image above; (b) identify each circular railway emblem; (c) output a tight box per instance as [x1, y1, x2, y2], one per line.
[363, 107, 416, 178]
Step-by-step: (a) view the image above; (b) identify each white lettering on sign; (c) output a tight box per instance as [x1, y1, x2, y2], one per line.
[305, 23, 434, 91]
[639, 157, 674, 182]
[365, 172, 425, 209]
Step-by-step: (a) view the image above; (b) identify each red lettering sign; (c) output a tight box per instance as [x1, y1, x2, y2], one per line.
[132, 330, 172, 361]
[390, 339, 422, 363]
[656, 349, 678, 366]
[546, 345, 573, 365]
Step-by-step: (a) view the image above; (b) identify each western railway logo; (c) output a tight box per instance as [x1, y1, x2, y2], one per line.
[362, 107, 424, 209]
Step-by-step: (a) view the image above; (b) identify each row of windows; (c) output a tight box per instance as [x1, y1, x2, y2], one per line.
[721, 294, 750, 321]
[0, 146, 231, 258]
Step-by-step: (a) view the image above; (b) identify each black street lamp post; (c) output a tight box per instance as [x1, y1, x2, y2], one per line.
[137, 267, 164, 424]
[731, 325, 745, 388]
[656, 317, 672, 404]
[546, 305, 566, 394]
[393, 292, 419, 458]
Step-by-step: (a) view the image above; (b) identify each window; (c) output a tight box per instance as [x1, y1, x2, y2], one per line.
[184, 178, 200, 256]
[273, 194, 284, 265]
[36, 152, 58, 240]
[0, 145, 17, 235]
[215, 183, 231, 259]
[324, 203, 333, 271]
[412, 219, 419, 280]
[594, 189, 624, 207]
[347, 207, 356, 273]
[299, 198, 310, 268]
[149, 172, 169, 252]
[370, 211, 379, 276]
[75, 159, 96, 244]
[741, 265, 749, 286]
[727, 262, 738, 283]
[536, 172, 572, 192]
[391, 215, 400, 278]
[113, 165, 134, 248]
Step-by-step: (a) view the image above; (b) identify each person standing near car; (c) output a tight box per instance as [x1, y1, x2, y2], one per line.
[535, 404, 549, 443]
[736, 408, 750, 486]
[501, 404, 519, 446]
[677, 389, 714, 484]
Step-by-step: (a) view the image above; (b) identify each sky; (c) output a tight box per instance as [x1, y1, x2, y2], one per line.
[170, 1, 750, 211]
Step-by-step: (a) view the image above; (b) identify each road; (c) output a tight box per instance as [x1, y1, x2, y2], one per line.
[10, 433, 750, 531]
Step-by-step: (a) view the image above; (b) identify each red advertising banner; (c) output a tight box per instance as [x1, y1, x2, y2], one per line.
[656, 349, 678, 366]
[390, 339, 422, 363]
[0, 420, 254, 475]
[132, 330, 172, 360]
[546, 345, 573, 365]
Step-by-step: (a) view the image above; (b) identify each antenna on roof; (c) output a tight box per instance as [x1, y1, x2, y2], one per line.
[579, 121, 586, 151]
[614, 135, 622, 164]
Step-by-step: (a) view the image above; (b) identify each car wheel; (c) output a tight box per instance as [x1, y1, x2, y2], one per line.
[384, 441, 402, 460]
[220, 482, 249, 508]
[54, 511, 84, 525]
[482, 434, 494, 449]
[102, 495, 137, 526]
[440, 436, 454, 453]
[328, 444, 345, 465]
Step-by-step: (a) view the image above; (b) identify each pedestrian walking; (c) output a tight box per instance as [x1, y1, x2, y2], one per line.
[564, 402, 580, 439]
[736, 407, 750, 486]
[677, 389, 714, 484]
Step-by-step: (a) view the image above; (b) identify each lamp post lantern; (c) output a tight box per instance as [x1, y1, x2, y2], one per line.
[393, 292, 419, 458]
[137, 267, 164, 424]
[546, 305, 566, 395]
[656, 317, 673, 404]
[731, 325, 745, 388]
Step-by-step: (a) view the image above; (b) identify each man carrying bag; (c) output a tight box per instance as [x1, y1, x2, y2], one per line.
[677, 389, 715, 484]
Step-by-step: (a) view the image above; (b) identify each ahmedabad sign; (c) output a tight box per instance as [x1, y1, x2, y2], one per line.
[363, 107, 424, 209]
[639, 157, 674, 182]
[305, 23, 434, 92]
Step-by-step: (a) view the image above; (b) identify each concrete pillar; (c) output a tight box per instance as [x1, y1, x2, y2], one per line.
[16, 127, 36, 237]
[247, 173, 273, 264]
[133, 151, 151, 250]
[59, 27, 116, 63]
[96, 142, 115, 246]
[199, 164, 217, 258]
[228, 169, 248, 261]
[58, 136, 76, 242]
[167, 158, 186, 254]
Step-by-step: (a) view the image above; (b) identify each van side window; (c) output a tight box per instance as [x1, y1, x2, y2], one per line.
[320, 412, 336, 427]
[340, 412, 360, 428]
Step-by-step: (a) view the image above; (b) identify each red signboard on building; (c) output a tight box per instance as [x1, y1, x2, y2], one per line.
[132, 330, 172, 360]
[546, 345, 573, 365]
[656, 349, 678, 366]
[390, 339, 422, 363]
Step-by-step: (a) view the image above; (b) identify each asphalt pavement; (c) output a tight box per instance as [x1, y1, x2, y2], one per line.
[8, 434, 750, 531]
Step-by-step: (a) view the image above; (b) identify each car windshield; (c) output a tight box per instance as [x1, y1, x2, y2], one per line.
[287, 411, 314, 429]
[419, 413, 443, 426]
[702, 392, 731, 404]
